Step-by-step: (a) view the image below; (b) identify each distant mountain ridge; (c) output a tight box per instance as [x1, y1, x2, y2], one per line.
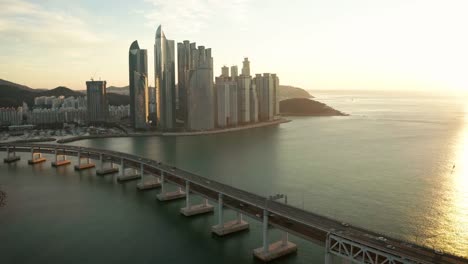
[0, 79, 312, 108]
[0, 80, 128, 107]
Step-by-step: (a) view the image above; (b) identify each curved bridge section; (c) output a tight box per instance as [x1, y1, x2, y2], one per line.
[0, 143, 465, 264]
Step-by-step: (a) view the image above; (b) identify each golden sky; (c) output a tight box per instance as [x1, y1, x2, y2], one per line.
[0, 0, 467, 93]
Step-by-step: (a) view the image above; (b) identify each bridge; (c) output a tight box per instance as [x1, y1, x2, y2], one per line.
[1, 143, 466, 264]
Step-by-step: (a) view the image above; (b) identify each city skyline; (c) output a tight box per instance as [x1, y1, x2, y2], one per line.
[1, 0, 467, 94]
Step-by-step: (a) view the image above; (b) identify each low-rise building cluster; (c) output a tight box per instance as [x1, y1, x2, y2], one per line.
[0, 94, 130, 127]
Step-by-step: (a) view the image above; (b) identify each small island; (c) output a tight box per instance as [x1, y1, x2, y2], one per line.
[279, 98, 347, 116]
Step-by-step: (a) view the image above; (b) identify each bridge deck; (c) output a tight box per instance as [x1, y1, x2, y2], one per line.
[0, 143, 466, 264]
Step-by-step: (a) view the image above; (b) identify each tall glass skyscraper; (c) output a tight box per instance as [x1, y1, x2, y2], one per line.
[86, 80, 108, 123]
[177, 40, 193, 127]
[154, 25, 176, 131]
[129, 40, 149, 129]
[237, 58, 251, 123]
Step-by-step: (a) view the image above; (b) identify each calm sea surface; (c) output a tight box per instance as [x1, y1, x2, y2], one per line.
[1, 91, 467, 263]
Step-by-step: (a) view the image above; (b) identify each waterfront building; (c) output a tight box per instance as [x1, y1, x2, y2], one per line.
[250, 82, 259, 122]
[109, 105, 130, 122]
[237, 58, 251, 123]
[221, 66, 229, 77]
[0, 107, 22, 126]
[155, 25, 176, 130]
[86, 80, 108, 123]
[148, 85, 157, 125]
[129, 40, 149, 129]
[177, 40, 192, 125]
[215, 75, 238, 128]
[272, 74, 280, 116]
[230, 66, 238, 78]
[186, 44, 215, 131]
[241, 57, 250, 76]
[254, 73, 277, 121]
[60, 108, 87, 124]
[133, 72, 149, 129]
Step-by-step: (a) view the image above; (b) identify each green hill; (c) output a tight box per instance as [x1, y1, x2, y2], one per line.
[278, 85, 312, 100]
[279, 98, 347, 116]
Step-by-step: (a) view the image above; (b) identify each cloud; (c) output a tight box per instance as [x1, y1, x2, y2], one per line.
[0, 0, 102, 48]
[142, 0, 250, 37]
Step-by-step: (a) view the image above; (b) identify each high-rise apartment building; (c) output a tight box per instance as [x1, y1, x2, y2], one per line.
[221, 66, 229, 77]
[86, 80, 108, 123]
[129, 40, 149, 129]
[215, 74, 238, 128]
[186, 44, 215, 131]
[155, 25, 176, 130]
[230, 66, 238, 78]
[237, 57, 251, 123]
[250, 82, 259, 122]
[272, 74, 280, 116]
[254, 73, 278, 121]
[177, 40, 193, 126]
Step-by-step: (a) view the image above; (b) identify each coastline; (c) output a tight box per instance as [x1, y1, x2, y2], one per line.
[56, 118, 290, 144]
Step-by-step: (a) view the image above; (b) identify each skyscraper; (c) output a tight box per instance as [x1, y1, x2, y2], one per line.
[254, 73, 276, 121]
[215, 72, 238, 128]
[230, 66, 238, 78]
[237, 57, 251, 123]
[241, 58, 250, 76]
[221, 66, 229, 77]
[129, 40, 149, 129]
[177, 40, 192, 125]
[186, 44, 215, 131]
[272, 74, 280, 116]
[133, 72, 149, 129]
[86, 80, 108, 123]
[250, 82, 259, 122]
[155, 25, 176, 130]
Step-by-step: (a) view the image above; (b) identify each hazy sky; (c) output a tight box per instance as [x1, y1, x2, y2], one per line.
[1, 0, 467, 93]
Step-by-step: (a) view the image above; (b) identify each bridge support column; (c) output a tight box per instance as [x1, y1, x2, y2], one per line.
[4, 146, 20, 163]
[137, 163, 161, 190]
[117, 158, 141, 182]
[96, 154, 118, 176]
[262, 209, 269, 253]
[74, 151, 95, 171]
[52, 148, 71, 167]
[211, 193, 249, 236]
[180, 181, 214, 216]
[28, 147, 46, 165]
[253, 209, 297, 262]
[157, 171, 185, 201]
[325, 236, 333, 264]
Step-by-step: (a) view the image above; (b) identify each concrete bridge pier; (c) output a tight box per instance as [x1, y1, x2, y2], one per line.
[28, 147, 46, 165]
[180, 181, 214, 216]
[137, 163, 161, 190]
[253, 208, 297, 262]
[211, 193, 249, 236]
[117, 158, 141, 182]
[74, 151, 95, 171]
[157, 171, 185, 201]
[51, 148, 71, 167]
[3, 146, 21, 163]
[96, 153, 118, 176]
